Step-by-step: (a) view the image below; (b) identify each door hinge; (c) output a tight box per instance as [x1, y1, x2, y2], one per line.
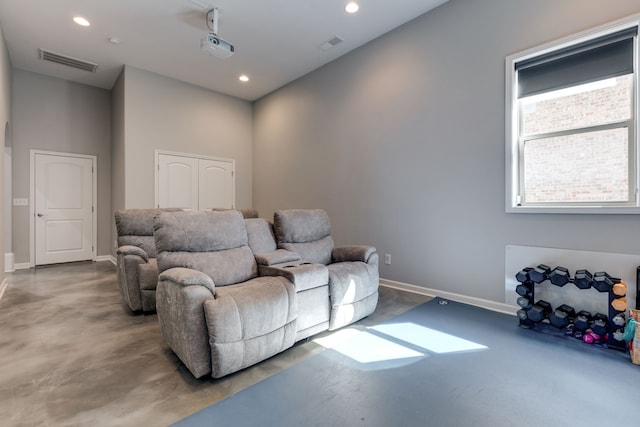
[92, 206, 94, 213]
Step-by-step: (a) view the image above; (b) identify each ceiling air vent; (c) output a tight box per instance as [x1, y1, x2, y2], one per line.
[38, 49, 98, 73]
[319, 36, 344, 51]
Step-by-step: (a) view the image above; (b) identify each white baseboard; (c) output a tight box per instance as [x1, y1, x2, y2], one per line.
[14, 262, 31, 270]
[9, 257, 115, 271]
[4, 253, 14, 273]
[380, 278, 518, 316]
[95, 255, 116, 265]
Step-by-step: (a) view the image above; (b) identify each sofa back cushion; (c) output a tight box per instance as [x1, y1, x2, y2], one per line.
[114, 208, 181, 257]
[245, 218, 277, 254]
[154, 210, 257, 286]
[273, 209, 334, 265]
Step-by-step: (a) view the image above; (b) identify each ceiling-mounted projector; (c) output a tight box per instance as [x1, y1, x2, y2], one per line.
[201, 33, 234, 58]
[200, 8, 235, 59]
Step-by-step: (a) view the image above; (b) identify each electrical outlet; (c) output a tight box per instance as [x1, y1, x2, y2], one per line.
[384, 253, 391, 265]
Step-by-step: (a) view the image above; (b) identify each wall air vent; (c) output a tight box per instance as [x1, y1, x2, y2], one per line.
[38, 48, 98, 72]
[319, 36, 344, 51]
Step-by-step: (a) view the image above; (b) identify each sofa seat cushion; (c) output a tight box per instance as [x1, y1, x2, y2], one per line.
[203, 275, 297, 378]
[327, 261, 379, 306]
[254, 249, 301, 266]
[138, 258, 159, 291]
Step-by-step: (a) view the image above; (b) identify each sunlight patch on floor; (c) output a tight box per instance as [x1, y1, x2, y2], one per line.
[372, 322, 488, 354]
[331, 330, 424, 363]
[313, 321, 488, 368]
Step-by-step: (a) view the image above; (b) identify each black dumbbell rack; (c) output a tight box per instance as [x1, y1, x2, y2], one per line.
[515, 265, 635, 352]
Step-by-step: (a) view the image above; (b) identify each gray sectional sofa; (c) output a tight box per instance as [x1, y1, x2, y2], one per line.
[153, 209, 379, 378]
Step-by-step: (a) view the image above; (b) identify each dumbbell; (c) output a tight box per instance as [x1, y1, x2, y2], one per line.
[515, 267, 534, 283]
[549, 304, 576, 329]
[591, 313, 609, 336]
[517, 309, 534, 328]
[593, 272, 618, 292]
[573, 269, 593, 289]
[612, 329, 625, 342]
[574, 310, 592, 332]
[564, 324, 576, 336]
[611, 297, 627, 312]
[515, 283, 532, 297]
[529, 264, 551, 284]
[526, 300, 552, 323]
[612, 280, 627, 296]
[549, 266, 571, 286]
[612, 313, 626, 327]
[517, 296, 532, 309]
[583, 329, 604, 344]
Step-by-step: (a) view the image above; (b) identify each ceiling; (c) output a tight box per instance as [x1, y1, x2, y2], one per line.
[0, 0, 448, 101]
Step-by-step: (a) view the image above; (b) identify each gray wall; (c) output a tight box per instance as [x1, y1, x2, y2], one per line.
[121, 66, 253, 210]
[11, 70, 112, 263]
[111, 71, 125, 253]
[253, 0, 640, 304]
[0, 24, 10, 277]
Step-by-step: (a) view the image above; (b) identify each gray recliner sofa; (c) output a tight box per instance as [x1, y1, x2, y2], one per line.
[154, 209, 379, 378]
[154, 210, 297, 378]
[114, 208, 181, 312]
[273, 209, 379, 330]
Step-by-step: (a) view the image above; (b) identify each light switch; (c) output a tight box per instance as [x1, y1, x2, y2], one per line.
[13, 198, 28, 206]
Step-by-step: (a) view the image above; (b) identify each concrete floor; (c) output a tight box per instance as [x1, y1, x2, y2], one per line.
[0, 261, 430, 427]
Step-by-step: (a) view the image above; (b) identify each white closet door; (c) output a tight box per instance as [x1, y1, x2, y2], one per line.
[157, 152, 235, 211]
[157, 154, 198, 211]
[198, 159, 234, 210]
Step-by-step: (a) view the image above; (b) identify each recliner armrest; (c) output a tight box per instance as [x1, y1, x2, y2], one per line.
[254, 249, 301, 266]
[159, 267, 215, 295]
[116, 245, 149, 262]
[259, 262, 328, 292]
[332, 245, 377, 264]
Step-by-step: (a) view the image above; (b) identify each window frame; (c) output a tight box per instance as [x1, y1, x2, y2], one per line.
[505, 15, 640, 214]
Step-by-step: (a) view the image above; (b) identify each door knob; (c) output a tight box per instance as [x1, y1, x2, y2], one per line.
[37, 213, 44, 217]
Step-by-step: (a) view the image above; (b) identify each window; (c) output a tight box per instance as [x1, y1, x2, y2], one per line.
[506, 17, 640, 213]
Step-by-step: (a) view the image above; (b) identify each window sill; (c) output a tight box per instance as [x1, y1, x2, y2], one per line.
[506, 205, 640, 214]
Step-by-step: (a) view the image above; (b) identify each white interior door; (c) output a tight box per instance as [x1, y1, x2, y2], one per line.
[157, 152, 235, 211]
[199, 159, 234, 210]
[34, 153, 95, 265]
[157, 153, 198, 210]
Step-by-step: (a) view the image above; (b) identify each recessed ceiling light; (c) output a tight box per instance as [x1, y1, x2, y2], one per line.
[345, 2, 360, 14]
[73, 16, 91, 27]
[239, 74, 250, 82]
